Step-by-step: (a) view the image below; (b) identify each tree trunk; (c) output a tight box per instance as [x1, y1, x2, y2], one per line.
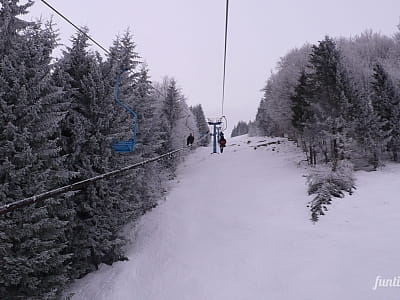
[312, 148, 317, 166]
[372, 151, 378, 170]
[332, 138, 338, 171]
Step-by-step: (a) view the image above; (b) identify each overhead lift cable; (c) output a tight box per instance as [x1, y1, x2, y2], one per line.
[40, 0, 167, 99]
[0, 148, 183, 215]
[208, 0, 230, 150]
[40, 0, 168, 110]
[0, 137, 209, 216]
[221, 0, 229, 117]
[40, 0, 112, 56]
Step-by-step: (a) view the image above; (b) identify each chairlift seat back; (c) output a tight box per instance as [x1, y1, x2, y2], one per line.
[112, 139, 135, 152]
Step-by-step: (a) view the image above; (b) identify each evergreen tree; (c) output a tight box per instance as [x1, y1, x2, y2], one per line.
[308, 37, 343, 116]
[54, 29, 127, 279]
[290, 70, 319, 164]
[307, 37, 353, 168]
[255, 98, 271, 136]
[106, 30, 140, 149]
[231, 121, 249, 137]
[0, 1, 71, 298]
[163, 80, 181, 128]
[128, 63, 169, 211]
[190, 104, 210, 146]
[161, 79, 182, 152]
[351, 96, 389, 169]
[371, 63, 400, 161]
[106, 31, 170, 236]
[247, 120, 258, 137]
[133, 64, 162, 155]
[255, 81, 282, 137]
[291, 71, 312, 133]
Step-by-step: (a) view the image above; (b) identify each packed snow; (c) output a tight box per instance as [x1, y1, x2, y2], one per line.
[67, 135, 400, 300]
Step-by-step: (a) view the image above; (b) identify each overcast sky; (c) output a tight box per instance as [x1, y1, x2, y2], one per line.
[27, 0, 400, 134]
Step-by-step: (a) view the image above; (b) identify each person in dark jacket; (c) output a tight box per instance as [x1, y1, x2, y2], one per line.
[219, 132, 226, 153]
[187, 133, 194, 147]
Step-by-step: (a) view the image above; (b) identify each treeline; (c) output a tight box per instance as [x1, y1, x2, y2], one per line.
[230, 120, 257, 137]
[255, 28, 400, 220]
[190, 104, 211, 146]
[0, 1, 208, 299]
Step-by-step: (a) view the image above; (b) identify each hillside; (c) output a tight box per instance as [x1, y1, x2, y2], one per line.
[68, 135, 400, 300]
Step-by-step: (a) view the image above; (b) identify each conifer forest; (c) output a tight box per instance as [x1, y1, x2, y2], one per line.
[2, 0, 400, 299]
[0, 1, 209, 298]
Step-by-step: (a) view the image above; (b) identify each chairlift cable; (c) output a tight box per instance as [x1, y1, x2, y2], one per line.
[221, 0, 229, 116]
[40, 0, 167, 99]
[0, 134, 210, 216]
[40, 0, 112, 56]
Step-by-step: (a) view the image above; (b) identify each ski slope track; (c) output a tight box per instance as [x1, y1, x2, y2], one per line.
[68, 135, 400, 300]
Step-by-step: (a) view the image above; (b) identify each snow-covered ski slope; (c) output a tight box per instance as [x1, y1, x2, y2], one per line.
[69, 135, 400, 300]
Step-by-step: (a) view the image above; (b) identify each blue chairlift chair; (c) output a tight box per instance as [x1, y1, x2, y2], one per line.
[112, 71, 138, 153]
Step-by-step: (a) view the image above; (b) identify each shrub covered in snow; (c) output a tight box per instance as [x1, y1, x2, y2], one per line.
[307, 160, 355, 222]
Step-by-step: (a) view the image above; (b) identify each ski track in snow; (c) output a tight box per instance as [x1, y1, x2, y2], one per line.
[68, 135, 400, 300]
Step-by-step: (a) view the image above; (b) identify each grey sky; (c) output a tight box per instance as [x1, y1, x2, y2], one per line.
[28, 0, 400, 134]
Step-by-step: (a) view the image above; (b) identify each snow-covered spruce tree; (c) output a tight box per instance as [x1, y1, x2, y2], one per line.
[150, 77, 194, 172]
[231, 121, 249, 137]
[190, 104, 210, 146]
[306, 36, 354, 169]
[131, 64, 174, 210]
[298, 37, 357, 219]
[147, 78, 173, 156]
[255, 75, 289, 137]
[348, 90, 389, 170]
[247, 120, 258, 137]
[105, 30, 152, 220]
[106, 30, 140, 151]
[110, 32, 169, 216]
[0, 1, 72, 298]
[157, 79, 182, 153]
[163, 80, 181, 137]
[370, 63, 400, 162]
[290, 70, 318, 165]
[53, 29, 130, 279]
[291, 71, 311, 134]
[133, 64, 159, 155]
[255, 97, 275, 136]
[107, 31, 174, 227]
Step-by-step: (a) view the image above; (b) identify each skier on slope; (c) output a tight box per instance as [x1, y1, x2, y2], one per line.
[187, 133, 195, 147]
[219, 132, 226, 153]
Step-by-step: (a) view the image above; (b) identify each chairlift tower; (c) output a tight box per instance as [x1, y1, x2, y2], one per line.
[207, 118, 222, 153]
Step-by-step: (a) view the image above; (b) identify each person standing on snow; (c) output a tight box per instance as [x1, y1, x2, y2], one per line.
[187, 133, 195, 147]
